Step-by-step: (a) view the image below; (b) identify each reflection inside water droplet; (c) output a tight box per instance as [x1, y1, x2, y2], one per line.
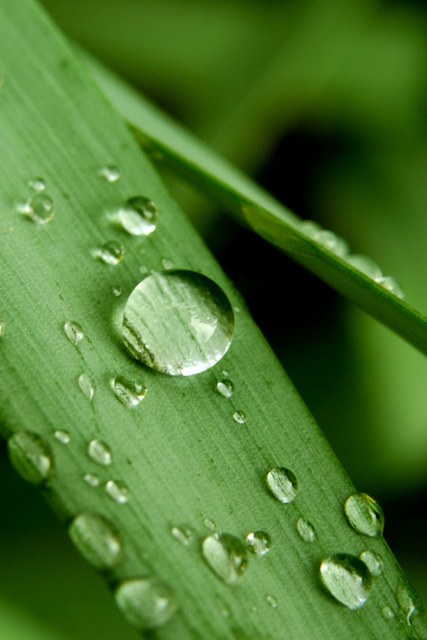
[114, 577, 178, 630]
[359, 550, 383, 576]
[232, 411, 246, 424]
[123, 270, 234, 376]
[25, 193, 55, 223]
[112, 376, 147, 408]
[319, 553, 372, 609]
[246, 531, 271, 556]
[98, 241, 124, 265]
[344, 493, 384, 537]
[202, 533, 248, 585]
[118, 196, 158, 236]
[64, 320, 84, 346]
[266, 467, 298, 503]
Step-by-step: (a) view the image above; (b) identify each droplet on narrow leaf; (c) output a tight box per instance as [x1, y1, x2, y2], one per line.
[64, 320, 84, 346]
[112, 376, 147, 408]
[98, 240, 124, 265]
[202, 533, 248, 585]
[25, 193, 55, 223]
[313, 229, 349, 257]
[344, 493, 384, 537]
[78, 373, 95, 401]
[118, 196, 158, 236]
[296, 517, 317, 543]
[87, 439, 112, 466]
[84, 473, 100, 487]
[266, 467, 298, 503]
[123, 271, 234, 376]
[54, 430, 70, 445]
[232, 411, 246, 424]
[105, 479, 129, 504]
[171, 526, 194, 546]
[319, 554, 372, 609]
[216, 379, 234, 398]
[114, 577, 178, 630]
[245, 531, 271, 556]
[359, 550, 383, 576]
[28, 177, 46, 192]
[8, 432, 54, 485]
[375, 275, 405, 299]
[346, 254, 382, 279]
[68, 512, 123, 570]
[99, 165, 120, 182]
[266, 595, 278, 609]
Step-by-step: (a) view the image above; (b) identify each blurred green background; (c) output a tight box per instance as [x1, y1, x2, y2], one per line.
[1, 0, 426, 637]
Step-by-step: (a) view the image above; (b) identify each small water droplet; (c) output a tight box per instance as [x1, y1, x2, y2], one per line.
[84, 472, 100, 487]
[28, 177, 46, 192]
[266, 595, 277, 609]
[359, 550, 383, 576]
[68, 512, 123, 569]
[375, 276, 405, 299]
[87, 439, 112, 466]
[115, 577, 178, 630]
[171, 526, 194, 546]
[245, 531, 271, 556]
[319, 553, 372, 609]
[112, 376, 147, 408]
[98, 240, 124, 265]
[99, 165, 120, 182]
[300, 220, 322, 238]
[296, 517, 317, 543]
[112, 285, 122, 297]
[266, 467, 298, 503]
[8, 432, 54, 485]
[118, 196, 158, 236]
[201, 519, 216, 534]
[313, 230, 349, 257]
[222, 369, 230, 377]
[216, 379, 234, 399]
[232, 411, 246, 424]
[0, 321, 5, 338]
[162, 258, 173, 270]
[78, 374, 95, 401]
[139, 265, 148, 274]
[202, 533, 248, 585]
[344, 493, 384, 537]
[25, 193, 55, 223]
[396, 583, 419, 626]
[106, 479, 129, 504]
[123, 271, 234, 376]
[54, 430, 70, 445]
[382, 606, 395, 620]
[346, 254, 382, 279]
[64, 320, 84, 346]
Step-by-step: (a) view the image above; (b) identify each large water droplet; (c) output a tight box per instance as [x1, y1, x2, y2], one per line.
[245, 531, 271, 556]
[346, 254, 382, 279]
[118, 196, 158, 236]
[300, 220, 322, 238]
[8, 432, 54, 485]
[106, 479, 129, 504]
[344, 493, 384, 537]
[313, 230, 349, 257]
[319, 554, 372, 609]
[28, 177, 46, 192]
[114, 577, 178, 630]
[232, 411, 246, 424]
[99, 240, 124, 265]
[64, 320, 84, 346]
[87, 439, 112, 466]
[99, 165, 120, 182]
[54, 430, 70, 445]
[68, 512, 123, 570]
[84, 472, 100, 487]
[123, 271, 234, 376]
[112, 376, 147, 408]
[375, 275, 405, 299]
[359, 550, 383, 576]
[78, 373, 95, 401]
[202, 533, 248, 585]
[171, 526, 194, 546]
[266, 467, 298, 503]
[296, 517, 317, 543]
[25, 193, 54, 223]
[216, 379, 235, 399]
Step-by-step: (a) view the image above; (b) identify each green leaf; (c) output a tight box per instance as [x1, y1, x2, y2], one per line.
[85, 53, 427, 357]
[0, 2, 425, 639]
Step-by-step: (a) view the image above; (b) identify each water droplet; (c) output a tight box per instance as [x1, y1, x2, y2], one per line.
[245, 531, 271, 556]
[382, 606, 395, 620]
[344, 493, 384, 537]
[319, 553, 372, 609]
[8, 432, 54, 485]
[171, 526, 194, 546]
[162, 258, 173, 270]
[266, 595, 277, 609]
[300, 220, 322, 238]
[87, 439, 112, 466]
[346, 254, 382, 279]
[202, 533, 248, 585]
[111, 376, 147, 408]
[64, 320, 84, 346]
[98, 240, 124, 265]
[222, 369, 230, 377]
[359, 550, 383, 576]
[84, 472, 100, 487]
[296, 517, 317, 543]
[78, 373, 95, 401]
[313, 230, 349, 257]
[0, 321, 5, 338]
[28, 177, 46, 192]
[25, 193, 55, 223]
[375, 276, 405, 299]
[106, 479, 129, 504]
[54, 430, 70, 445]
[216, 379, 234, 399]
[99, 165, 120, 182]
[396, 583, 419, 625]
[118, 196, 158, 236]
[139, 265, 148, 275]
[112, 285, 122, 297]
[123, 271, 234, 376]
[68, 512, 123, 570]
[232, 411, 246, 424]
[203, 517, 216, 532]
[266, 467, 298, 503]
[115, 577, 178, 630]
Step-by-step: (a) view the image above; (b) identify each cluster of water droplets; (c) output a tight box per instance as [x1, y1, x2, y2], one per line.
[299, 219, 405, 298]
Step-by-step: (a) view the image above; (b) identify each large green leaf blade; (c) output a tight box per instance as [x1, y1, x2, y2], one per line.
[0, 2, 425, 639]
[85, 53, 427, 356]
